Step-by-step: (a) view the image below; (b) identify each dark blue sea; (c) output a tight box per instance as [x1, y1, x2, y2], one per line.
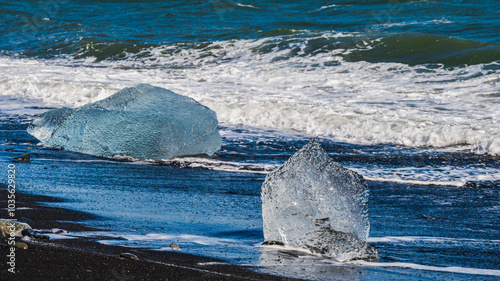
[1, 1, 499, 280]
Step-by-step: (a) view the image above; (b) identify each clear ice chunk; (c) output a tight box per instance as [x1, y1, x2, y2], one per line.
[261, 138, 377, 261]
[28, 84, 221, 160]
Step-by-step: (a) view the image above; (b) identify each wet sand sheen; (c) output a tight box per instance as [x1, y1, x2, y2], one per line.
[0, 187, 302, 281]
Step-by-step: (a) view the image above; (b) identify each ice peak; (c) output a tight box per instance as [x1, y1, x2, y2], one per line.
[261, 139, 376, 261]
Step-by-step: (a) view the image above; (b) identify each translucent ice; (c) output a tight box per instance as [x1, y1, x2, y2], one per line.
[261, 139, 377, 261]
[28, 84, 221, 160]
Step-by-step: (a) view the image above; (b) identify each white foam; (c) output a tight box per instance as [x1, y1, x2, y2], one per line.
[0, 32, 499, 156]
[165, 155, 499, 186]
[197, 262, 229, 266]
[350, 166, 500, 187]
[45, 233, 77, 240]
[121, 233, 238, 246]
[162, 157, 277, 174]
[34, 158, 123, 164]
[112, 153, 276, 173]
[352, 260, 500, 277]
[362, 177, 465, 187]
[367, 236, 500, 244]
[234, 3, 260, 9]
[315, 4, 337, 11]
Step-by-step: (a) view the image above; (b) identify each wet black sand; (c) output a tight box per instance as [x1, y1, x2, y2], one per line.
[0, 187, 301, 281]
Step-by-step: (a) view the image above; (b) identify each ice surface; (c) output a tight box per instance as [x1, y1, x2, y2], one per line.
[28, 84, 221, 160]
[261, 139, 377, 261]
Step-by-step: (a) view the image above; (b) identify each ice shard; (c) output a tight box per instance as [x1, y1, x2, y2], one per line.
[28, 84, 221, 160]
[261, 139, 377, 261]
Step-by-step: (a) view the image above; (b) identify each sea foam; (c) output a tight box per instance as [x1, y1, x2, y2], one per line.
[0, 32, 499, 156]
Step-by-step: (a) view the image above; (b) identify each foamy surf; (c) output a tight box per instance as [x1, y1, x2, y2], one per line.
[110, 149, 498, 186]
[367, 236, 500, 244]
[309, 4, 337, 12]
[0, 33, 499, 156]
[351, 166, 500, 187]
[161, 158, 276, 174]
[352, 260, 500, 277]
[119, 233, 240, 246]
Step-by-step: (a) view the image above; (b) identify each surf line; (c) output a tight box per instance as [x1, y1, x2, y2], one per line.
[351, 260, 500, 277]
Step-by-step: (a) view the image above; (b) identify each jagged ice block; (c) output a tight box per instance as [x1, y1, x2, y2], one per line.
[261, 138, 377, 261]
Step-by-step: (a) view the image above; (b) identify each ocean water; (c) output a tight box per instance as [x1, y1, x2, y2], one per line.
[1, 0, 500, 280]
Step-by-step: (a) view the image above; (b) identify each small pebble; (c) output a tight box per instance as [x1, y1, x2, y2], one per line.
[14, 242, 28, 250]
[170, 243, 180, 250]
[120, 253, 139, 260]
[422, 214, 438, 220]
[19, 152, 30, 162]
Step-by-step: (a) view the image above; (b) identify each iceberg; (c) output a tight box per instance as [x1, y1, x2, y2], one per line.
[28, 84, 222, 160]
[261, 139, 377, 261]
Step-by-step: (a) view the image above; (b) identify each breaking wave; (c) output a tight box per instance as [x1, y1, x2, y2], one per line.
[0, 31, 499, 156]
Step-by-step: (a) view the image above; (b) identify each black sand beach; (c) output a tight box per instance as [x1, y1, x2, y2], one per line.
[0, 187, 302, 281]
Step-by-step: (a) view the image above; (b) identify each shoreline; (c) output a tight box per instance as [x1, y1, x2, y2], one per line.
[0, 187, 301, 281]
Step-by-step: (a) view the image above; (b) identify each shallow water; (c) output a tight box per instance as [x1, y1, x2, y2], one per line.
[1, 115, 499, 280]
